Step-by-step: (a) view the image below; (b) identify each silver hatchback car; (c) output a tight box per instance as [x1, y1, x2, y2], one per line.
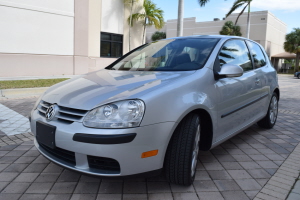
[30, 35, 279, 185]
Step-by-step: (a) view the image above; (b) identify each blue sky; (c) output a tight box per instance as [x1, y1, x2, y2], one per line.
[151, 0, 300, 33]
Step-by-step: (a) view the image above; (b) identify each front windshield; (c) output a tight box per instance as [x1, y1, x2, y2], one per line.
[106, 38, 220, 71]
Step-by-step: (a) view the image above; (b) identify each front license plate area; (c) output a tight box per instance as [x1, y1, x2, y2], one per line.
[36, 121, 56, 149]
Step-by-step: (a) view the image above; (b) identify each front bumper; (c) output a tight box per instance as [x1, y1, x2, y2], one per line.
[30, 109, 175, 177]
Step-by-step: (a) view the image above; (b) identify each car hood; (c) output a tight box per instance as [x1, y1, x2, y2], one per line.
[42, 69, 196, 110]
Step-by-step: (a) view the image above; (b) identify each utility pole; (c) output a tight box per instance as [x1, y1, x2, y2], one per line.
[177, 0, 184, 37]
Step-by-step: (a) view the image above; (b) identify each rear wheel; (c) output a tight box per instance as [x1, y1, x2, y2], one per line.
[164, 113, 200, 185]
[298, 74, 300, 79]
[257, 92, 278, 129]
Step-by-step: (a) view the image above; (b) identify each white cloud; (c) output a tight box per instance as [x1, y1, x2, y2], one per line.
[252, 0, 300, 11]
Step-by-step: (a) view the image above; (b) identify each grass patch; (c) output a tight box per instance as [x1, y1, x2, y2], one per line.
[0, 78, 69, 89]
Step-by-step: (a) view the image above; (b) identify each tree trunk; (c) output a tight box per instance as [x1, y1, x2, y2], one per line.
[295, 53, 300, 73]
[142, 17, 147, 44]
[128, 0, 134, 51]
[177, 0, 184, 37]
[246, 2, 251, 38]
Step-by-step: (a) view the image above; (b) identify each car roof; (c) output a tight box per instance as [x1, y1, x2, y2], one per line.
[167, 35, 246, 40]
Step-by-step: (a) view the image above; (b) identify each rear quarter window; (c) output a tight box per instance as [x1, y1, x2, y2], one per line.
[246, 41, 267, 68]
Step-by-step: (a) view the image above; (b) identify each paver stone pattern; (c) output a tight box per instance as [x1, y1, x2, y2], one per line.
[0, 75, 299, 200]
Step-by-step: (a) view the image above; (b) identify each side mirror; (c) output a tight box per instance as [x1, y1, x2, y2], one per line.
[217, 64, 243, 79]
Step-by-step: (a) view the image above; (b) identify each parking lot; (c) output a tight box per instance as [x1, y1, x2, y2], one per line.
[0, 74, 299, 200]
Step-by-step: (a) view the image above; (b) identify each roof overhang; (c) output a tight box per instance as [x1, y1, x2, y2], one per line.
[271, 52, 296, 59]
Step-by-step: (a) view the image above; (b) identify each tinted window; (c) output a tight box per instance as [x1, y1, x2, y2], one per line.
[218, 40, 253, 72]
[101, 32, 123, 58]
[246, 41, 267, 68]
[107, 38, 219, 71]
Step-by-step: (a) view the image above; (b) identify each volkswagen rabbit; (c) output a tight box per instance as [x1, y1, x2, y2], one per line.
[30, 35, 279, 185]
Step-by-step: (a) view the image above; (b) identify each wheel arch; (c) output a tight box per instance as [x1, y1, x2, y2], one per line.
[274, 88, 280, 100]
[192, 109, 213, 151]
[166, 108, 213, 154]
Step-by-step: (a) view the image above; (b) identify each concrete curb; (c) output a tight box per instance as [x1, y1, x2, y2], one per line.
[0, 87, 48, 99]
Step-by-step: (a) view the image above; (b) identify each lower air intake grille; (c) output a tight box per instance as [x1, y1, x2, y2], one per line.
[39, 143, 76, 165]
[87, 155, 120, 174]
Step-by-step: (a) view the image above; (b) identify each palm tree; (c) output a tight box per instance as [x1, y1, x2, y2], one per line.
[220, 21, 242, 36]
[128, 0, 164, 44]
[124, 0, 139, 51]
[226, 0, 252, 38]
[284, 28, 300, 73]
[151, 31, 166, 41]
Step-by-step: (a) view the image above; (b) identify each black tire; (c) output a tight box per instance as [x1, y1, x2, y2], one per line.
[164, 113, 200, 186]
[298, 74, 300, 79]
[257, 92, 278, 129]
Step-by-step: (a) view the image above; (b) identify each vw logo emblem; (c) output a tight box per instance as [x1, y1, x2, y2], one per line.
[45, 105, 58, 121]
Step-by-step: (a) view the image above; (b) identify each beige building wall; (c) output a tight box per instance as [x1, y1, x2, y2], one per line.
[146, 11, 287, 58]
[0, 0, 74, 77]
[0, 0, 144, 77]
[265, 12, 286, 57]
[89, 0, 144, 72]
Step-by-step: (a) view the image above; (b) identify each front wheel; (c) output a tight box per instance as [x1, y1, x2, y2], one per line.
[257, 92, 278, 129]
[164, 113, 201, 186]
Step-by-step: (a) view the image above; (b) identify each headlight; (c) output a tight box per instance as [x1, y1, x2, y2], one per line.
[83, 100, 145, 128]
[33, 94, 43, 110]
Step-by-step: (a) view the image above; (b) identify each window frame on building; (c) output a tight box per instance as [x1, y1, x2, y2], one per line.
[100, 32, 123, 58]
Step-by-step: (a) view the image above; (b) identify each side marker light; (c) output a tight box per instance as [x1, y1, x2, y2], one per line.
[141, 150, 158, 158]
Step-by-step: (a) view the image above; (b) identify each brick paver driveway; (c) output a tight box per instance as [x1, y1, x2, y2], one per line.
[0, 74, 299, 200]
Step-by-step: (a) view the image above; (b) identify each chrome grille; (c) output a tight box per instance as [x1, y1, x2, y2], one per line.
[37, 101, 88, 123]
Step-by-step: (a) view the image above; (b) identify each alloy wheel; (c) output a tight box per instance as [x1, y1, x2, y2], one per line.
[191, 124, 200, 177]
[269, 96, 278, 124]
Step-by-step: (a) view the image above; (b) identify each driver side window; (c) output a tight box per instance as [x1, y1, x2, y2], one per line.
[217, 40, 253, 72]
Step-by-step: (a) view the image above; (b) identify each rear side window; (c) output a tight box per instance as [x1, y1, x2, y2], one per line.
[246, 41, 267, 68]
[218, 39, 253, 72]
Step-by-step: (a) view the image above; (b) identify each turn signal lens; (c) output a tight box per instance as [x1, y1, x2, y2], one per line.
[141, 150, 158, 158]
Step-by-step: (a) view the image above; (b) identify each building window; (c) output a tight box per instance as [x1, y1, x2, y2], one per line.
[101, 32, 123, 58]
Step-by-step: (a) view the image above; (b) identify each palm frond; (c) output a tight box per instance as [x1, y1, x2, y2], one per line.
[127, 13, 144, 26]
[197, 0, 210, 7]
[226, 1, 244, 18]
[234, 3, 248, 25]
[284, 28, 300, 54]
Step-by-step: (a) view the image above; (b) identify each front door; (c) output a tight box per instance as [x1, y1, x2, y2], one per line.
[214, 39, 262, 143]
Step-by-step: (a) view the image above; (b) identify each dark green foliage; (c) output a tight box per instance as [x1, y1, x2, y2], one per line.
[284, 28, 300, 72]
[220, 21, 242, 36]
[151, 31, 166, 41]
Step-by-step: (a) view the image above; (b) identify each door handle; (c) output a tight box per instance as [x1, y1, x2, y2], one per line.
[255, 79, 260, 85]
